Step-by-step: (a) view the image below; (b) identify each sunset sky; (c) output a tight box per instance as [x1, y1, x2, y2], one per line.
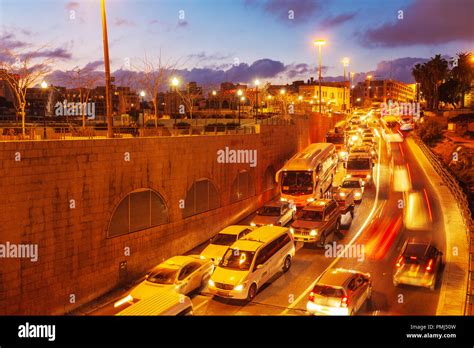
[1, 0, 472, 86]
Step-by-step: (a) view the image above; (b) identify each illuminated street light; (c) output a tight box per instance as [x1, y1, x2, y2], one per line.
[342, 57, 349, 111]
[254, 79, 260, 120]
[41, 81, 48, 89]
[280, 89, 286, 95]
[140, 90, 146, 98]
[314, 39, 326, 115]
[171, 77, 180, 125]
[212, 90, 217, 96]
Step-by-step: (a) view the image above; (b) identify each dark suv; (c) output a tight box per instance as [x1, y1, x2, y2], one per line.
[290, 199, 342, 248]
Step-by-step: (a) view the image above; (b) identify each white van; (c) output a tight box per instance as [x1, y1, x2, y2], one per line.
[208, 226, 295, 301]
[116, 288, 193, 316]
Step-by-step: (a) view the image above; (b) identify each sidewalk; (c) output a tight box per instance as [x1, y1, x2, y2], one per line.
[406, 137, 469, 315]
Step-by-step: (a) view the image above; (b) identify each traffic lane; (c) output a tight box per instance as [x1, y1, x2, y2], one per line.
[285, 138, 443, 316]
[193, 188, 379, 315]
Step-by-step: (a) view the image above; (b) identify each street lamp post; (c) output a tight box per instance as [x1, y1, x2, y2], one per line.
[280, 88, 286, 115]
[40, 81, 49, 139]
[342, 58, 349, 112]
[314, 39, 326, 115]
[367, 74, 372, 107]
[171, 77, 180, 125]
[212, 90, 217, 125]
[237, 89, 243, 126]
[139, 90, 145, 130]
[298, 95, 303, 113]
[100, 0, 113, 138]
[254, 79, 260, 122]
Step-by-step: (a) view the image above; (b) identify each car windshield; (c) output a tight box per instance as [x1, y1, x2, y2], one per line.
[219, 249, 255, 271]
[298, 209, 323, 221]
[258, 206, 281, 216]
[146, 267, 178, 285]
[326, 134, 344, 144]
[211, 233, 237, 246]
[342, 180, 361, 188]
[404, 243, 429, 259]
[347, 158, 371, 170]
[312, 285, 344, 298]
[281, 171, 313, 195]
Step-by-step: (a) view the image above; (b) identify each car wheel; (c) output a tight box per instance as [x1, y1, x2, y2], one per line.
[247, 283, 257, 302]
[282, 255, 291, 273]
[318, 234, 326, 247]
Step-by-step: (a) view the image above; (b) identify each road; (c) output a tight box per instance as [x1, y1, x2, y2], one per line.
[89, 122, 446, 316]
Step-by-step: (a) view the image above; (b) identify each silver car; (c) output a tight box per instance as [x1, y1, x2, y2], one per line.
[306, 268, 372, 316]
[250, 201, 295, 227]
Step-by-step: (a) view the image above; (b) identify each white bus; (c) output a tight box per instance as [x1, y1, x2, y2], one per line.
[276, 143, 338, 208]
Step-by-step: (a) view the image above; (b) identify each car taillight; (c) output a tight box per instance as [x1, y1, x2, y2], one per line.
[340, 296, 349, 308]
[396, 256, 404, 267]
[426, 259, 433, 272]
[308, 291, 315, 302]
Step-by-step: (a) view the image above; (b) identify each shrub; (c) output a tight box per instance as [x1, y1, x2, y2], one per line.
[417, 119, 444, 145]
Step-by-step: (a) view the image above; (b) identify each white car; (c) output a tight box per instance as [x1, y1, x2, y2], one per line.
[306, 268, 372, 316]
[115, 255, 214, 307]
[209, 226, 295, 301]
[200, 225, 254, 265]
[250, 201, 296, 227]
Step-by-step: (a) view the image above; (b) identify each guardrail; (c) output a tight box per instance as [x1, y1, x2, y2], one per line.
[412, 133, 473, 315]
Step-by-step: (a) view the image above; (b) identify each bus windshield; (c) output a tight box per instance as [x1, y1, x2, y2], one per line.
[281, 171, 313, 195]
[347, 158, 371, 170]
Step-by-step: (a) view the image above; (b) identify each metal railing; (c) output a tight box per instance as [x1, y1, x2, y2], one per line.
[412, 134, 473, 315]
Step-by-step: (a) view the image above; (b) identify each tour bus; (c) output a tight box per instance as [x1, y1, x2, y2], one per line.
[345, 153, 374, 187]
[276, 143, 338, 208]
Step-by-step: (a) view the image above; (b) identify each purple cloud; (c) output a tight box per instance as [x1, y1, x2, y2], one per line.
[0, 33, 28, 50]
[359, 0, 474, 47]
[114, 18, 135, 27]
[65, 1, 80, 10]
[22, 48, 72, 60]
[320, 12, 356, 28]
[246, 0, 322, 24]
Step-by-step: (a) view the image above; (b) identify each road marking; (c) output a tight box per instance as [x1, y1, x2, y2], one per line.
[281, 129, 384, 315]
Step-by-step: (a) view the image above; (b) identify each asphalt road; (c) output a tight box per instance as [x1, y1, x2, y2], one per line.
[89, 125, 445, 316]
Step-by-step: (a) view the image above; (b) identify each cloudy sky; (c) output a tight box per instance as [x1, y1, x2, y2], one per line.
[0, 0, 473, 87]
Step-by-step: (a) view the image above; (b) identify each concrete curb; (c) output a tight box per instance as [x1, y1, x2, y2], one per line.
[406, 137, 469, 315]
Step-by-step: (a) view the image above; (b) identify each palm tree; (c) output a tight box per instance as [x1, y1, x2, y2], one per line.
[450, 52, 474, 108]
[412, 55, 449, 109]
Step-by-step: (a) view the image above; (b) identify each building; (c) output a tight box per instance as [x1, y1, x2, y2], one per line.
[352, 79, 415, 107]
[298, 80, 350, 112]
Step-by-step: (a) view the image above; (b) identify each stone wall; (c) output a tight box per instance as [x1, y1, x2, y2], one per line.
[0, 119, 311, 314]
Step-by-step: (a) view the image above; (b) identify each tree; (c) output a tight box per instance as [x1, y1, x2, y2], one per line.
[0, 46, 55, 135]
[412, 55, 449, 110]
[439, 79, 462, 108]
[177, 84, 202, 122]
[135, 53, 179, 121]
[60, 65, 102, 129]
[450, 52, 474, 108]
[417, 118, 444, 145]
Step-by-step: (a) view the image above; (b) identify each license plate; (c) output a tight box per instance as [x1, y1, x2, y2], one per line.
[217, 290, 229, 296]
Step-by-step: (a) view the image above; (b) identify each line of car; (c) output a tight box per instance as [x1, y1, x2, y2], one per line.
[113, 109, 443, 316]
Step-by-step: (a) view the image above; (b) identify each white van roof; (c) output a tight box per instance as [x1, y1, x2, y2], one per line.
[116, 289, 192, 316]
[239, 225, 289, 246]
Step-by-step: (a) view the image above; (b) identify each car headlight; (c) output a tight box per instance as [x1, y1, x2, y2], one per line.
[280, 197, 288, 202]
[234, 284, 245, 291]
[339, 151, 348, 157]
[355, 192, 361, 197]
[250, 222, 256, 227]
[310, 229, 318, 236]
[366, 174, 371, 179]
[208, 279, 215, 287]
[339, 192, 346, 197]
[307, 198, 315, 202]
[290, 227, 295, 234]
[346, 174, 351, 178]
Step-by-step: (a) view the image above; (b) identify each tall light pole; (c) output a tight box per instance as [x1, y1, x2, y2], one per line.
[280, 88, 286, 115]
[254, 79, 260, 122]
[100, 0, 113, 138]
[171, 77, 180, 125]
[139, 90, 145, 129]
[314, 40, 326, 115]
[212, 90, 217, 124]
[237, 89, 243, 125]
[40, 81, 49, 139]
[342, 57, 349, 112]
[367, 74, 372, 107]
